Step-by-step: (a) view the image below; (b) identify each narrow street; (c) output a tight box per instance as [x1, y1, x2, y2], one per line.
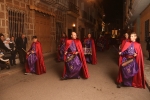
[0, 47, 150, 100]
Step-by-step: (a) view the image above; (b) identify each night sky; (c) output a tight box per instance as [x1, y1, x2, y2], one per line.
[102, 0, 123, 23]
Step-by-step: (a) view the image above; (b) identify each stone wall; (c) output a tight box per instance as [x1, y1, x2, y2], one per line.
[0, 0, 6, 35]
[140, 4, 150, 57]
[0, 0, 33, 49]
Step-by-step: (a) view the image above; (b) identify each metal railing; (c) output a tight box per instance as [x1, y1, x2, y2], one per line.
[55, 0, 68, 7]
[41, 0, 68, 8]
[82, 10, 88, 20]
[82, 10, 95, 24]
[41, 0, 79, 13]
[68, 1, 79, 14]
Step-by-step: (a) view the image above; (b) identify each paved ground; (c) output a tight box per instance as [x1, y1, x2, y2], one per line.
[0, 47, 150, 100]
[144, 57, 150, 88]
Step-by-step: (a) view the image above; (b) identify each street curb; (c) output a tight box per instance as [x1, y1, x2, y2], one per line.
[0, 54, 55, 78]
[0, 67, 23, 78]
[145, 76, 150, 91]
[144, 61, 150, 91]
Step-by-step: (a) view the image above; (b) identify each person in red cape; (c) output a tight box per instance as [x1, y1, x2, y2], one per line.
[57, 33, 68, 61]
[83, 33, 97, 64]
[119, 33, 130, 50]
[61, 32, 89, 80]
[117, 32, 145, 88]
[25, 36, 46, 75]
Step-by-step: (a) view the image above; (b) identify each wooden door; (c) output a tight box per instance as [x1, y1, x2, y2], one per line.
[35, 12, 51, 53]
[56, 22, 63, 49]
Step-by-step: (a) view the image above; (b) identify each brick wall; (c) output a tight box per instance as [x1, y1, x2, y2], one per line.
[0, 0, 32, 44]
[0, 0, 6, 35]
[0, 0, 97, 54]
[0, 0, 57, 54]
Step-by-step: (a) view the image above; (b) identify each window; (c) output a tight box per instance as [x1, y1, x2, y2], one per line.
[8, 10, 25, 38]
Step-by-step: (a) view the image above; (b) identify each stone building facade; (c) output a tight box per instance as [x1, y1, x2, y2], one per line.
[0, 0, 103, 54]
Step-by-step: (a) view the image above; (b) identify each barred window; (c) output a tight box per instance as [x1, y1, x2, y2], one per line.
[8, 10, 25, 38]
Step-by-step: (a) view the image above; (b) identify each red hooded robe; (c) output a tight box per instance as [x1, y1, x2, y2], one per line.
[117, 41, 145, 88]
[63, 39, 89, 79]
[120, 39, 130, 50]
[25, 41, 46, 75]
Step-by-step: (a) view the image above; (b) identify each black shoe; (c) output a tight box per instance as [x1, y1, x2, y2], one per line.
[6, 65, 10, 69]
[77, 76, 80, 79]
[61, 77, 67, 80]
[20, 62, 25, 65]
[1, 67, 5, 70]
[147, 58, 150, 60]
[117, 84, 121, 88]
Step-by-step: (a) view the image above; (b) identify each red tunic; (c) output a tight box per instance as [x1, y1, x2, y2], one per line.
[63, 39, 89, 79]
[120, 39, 130, 50]
[84, 38, 97, 64]
[117, 41, 145, 88]
[25, 41, 46, 75]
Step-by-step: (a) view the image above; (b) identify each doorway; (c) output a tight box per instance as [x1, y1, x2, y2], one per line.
[34, 11, 51, 53]
[80, 28, 85, 43]
[56, 22, 63, 49]
[68, 29, 72, 39]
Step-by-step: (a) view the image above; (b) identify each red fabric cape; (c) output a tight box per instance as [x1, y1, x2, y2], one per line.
[63, 39, 89, 79]
[120, 39, 130, 50]
[25, 41, 46, 75]
[84, 38, 97, 64]
[117, 41, 145, 88]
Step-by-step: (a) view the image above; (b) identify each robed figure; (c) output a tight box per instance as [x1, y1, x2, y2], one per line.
[117, 32, 145, 88]
[57, 33, 67, 61]
[62, 32, 89, 79]
[83, 33, 97, 64]
[25, 36, 46, 75]
[119, 33, 130, 50]
[16, 34, 27, 64]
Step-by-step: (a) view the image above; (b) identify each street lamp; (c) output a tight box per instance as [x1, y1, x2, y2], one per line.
[73, 23, 76, 27]
[72, 23, 76, 32]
